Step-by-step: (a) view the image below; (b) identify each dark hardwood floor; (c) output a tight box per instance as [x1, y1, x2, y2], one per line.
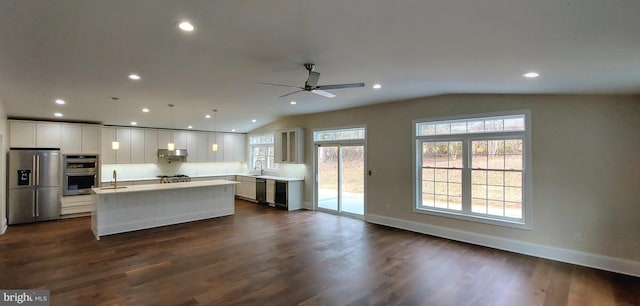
[1, 200, 638, 306]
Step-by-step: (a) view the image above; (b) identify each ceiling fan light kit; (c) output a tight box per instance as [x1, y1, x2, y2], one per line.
[260, 63, 364, 99]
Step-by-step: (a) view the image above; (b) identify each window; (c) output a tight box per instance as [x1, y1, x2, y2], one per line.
[249, 134, 278, 170]
[314, 127, 365, 142]
[414, 112, 531, 228]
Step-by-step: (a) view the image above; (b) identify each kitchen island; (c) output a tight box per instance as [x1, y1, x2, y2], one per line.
[91, 179, 237, 240]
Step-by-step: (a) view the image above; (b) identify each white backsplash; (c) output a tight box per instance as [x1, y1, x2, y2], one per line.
[101, 162, 246, 182]
[101, 162, 306, 182]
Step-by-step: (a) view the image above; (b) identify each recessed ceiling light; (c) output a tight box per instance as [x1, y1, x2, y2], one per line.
[178, 21, 194, 32]
[142, 108, 150, 113]
[131, 121, 138, 126]
[55, 99, 66, 105]
[54, 112, 63, 117]
[251, 119, 257, 123]
[205, 114, 211, 118]
[290, 101, 297, 105]
[128, 74, 141, 80]
[522, 72, 539, 78]
[231, 129, 236, 132]
[372, 84, 382, 89]
[188, 126, 193, 129]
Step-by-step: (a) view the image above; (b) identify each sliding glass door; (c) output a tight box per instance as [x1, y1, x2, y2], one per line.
[316, 144, 365, 216]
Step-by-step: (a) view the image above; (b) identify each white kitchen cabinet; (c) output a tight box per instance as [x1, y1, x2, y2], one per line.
[144, 129, 158, 163]
[236, 176, 256, 200]
[130, 128, 145, 163]
[173, 131, 187, 149]
[36, 122, 61, 148]
[275, 128, 304, 164]
[115, 128, 131, 164]
[224, 133, 246, 162]
[9, 120, 37, 147]
[101, 127, 116, 164]
[60, 124, 82, 153]
[81, 124, 101, 154]
[57, 123, 101, 154]
[208, 133, 224, 162]
[266, 179, 275, 204]
[157, 130, 171, 150]
[186, 132, 198, 162]
[61, 195, 93, 218]
[196, 132, 209, 162]
[157, 130, 187, 150]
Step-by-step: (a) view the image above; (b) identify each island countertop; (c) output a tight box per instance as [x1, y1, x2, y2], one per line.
[92, 179, 238, 195]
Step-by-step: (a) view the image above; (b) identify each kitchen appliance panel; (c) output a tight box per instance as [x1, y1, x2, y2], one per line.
[8, 149, 35, 189]
[8, 188, 35, 224]
[64, 173, 97, 195]
[256, 178, 267, 203]
[36, 187, 61, 221]
[275, 181, 287, 209]
[37, 151, 61, 187]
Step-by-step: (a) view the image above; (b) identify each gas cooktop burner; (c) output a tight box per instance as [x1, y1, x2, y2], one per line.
[157, 174, 191, 183]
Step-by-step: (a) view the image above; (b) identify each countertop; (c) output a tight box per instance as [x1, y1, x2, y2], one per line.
[92, 179, 238, 195]
[101, 173, 304, 183]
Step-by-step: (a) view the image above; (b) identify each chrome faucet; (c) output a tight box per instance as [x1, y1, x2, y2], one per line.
[254, 160, 264, 175]
[112, 169, 118, 189]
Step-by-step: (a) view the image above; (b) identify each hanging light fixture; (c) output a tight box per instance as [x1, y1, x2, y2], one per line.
[211, 109, 219, 152]
[111, 97, 120, 150]
[167, 104, 175, 151]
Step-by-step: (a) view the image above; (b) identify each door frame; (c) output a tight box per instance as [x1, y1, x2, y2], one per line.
[312, 127, 367, 219]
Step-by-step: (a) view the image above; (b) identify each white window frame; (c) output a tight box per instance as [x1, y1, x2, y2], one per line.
[249, 133, 278, 171]
[412, 110, 533, 229]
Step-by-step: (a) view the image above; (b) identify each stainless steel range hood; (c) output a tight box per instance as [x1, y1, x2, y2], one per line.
[158, 149, 188, 158]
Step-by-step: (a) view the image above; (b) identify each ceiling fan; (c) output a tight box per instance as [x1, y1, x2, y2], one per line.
[259, 63, 365, 98]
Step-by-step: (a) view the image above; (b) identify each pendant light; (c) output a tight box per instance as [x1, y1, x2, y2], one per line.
[111, 97, 120, 150]
[167, 104, 175, 151]
[211, 109, 219, 152]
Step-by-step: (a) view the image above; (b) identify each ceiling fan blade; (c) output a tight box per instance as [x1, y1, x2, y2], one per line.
[258, 82, 301, 88]
[311, 89, 336, 98]
[279, 90, 304, 98]
[315, 83, 365, 90]
[306, 71, 320, 88]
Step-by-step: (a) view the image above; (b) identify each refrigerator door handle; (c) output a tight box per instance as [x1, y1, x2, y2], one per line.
[36, 155, 40, 186]
[31, 155, 36, 185]
[35, 191, 39, 217]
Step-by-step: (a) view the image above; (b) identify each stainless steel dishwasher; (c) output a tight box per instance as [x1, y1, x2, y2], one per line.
[255, 178, 267, 204]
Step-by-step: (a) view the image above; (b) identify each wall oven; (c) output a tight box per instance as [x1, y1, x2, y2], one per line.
[63, 155, 99, 196]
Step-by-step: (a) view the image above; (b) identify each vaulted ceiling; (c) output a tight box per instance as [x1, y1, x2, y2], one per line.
[1, 0, 639, 132]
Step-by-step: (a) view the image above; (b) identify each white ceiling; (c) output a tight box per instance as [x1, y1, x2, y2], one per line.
[1, 0, 639, 133]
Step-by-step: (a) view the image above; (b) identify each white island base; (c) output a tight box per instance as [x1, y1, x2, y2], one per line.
[91, 180, 237, 240]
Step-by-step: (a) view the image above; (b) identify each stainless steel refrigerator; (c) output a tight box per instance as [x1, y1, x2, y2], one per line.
[7, 149, 61, 224]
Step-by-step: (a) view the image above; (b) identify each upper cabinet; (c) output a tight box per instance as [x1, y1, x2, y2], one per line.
[10, 120, 99, 153]
[81, 125, 101, 154]
[100, 127, 246, 164]
[223, 133, 246, 162]
[144, 129, 158, 163]
[275, 128, 304, 164]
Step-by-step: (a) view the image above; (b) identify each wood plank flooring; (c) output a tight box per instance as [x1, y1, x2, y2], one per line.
[1, 200, 638, 305]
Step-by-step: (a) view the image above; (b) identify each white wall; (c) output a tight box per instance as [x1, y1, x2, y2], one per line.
[250, 94, 640, 275]
[0, 97, 7, 234]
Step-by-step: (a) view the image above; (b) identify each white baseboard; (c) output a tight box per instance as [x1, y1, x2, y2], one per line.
[365, 213, 640, 277]
[1, 218, 6, 234]
[303, 201, 313, 210]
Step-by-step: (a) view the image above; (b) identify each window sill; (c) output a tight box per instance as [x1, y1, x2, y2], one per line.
[413, 207, 532, 230]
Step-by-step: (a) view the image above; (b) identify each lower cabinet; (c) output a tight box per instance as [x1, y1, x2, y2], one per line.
[60, 195, 94, 218]
[266, 179, 275, 205]
[235, 176, 256, 201]
[274, 180, 303, 211]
